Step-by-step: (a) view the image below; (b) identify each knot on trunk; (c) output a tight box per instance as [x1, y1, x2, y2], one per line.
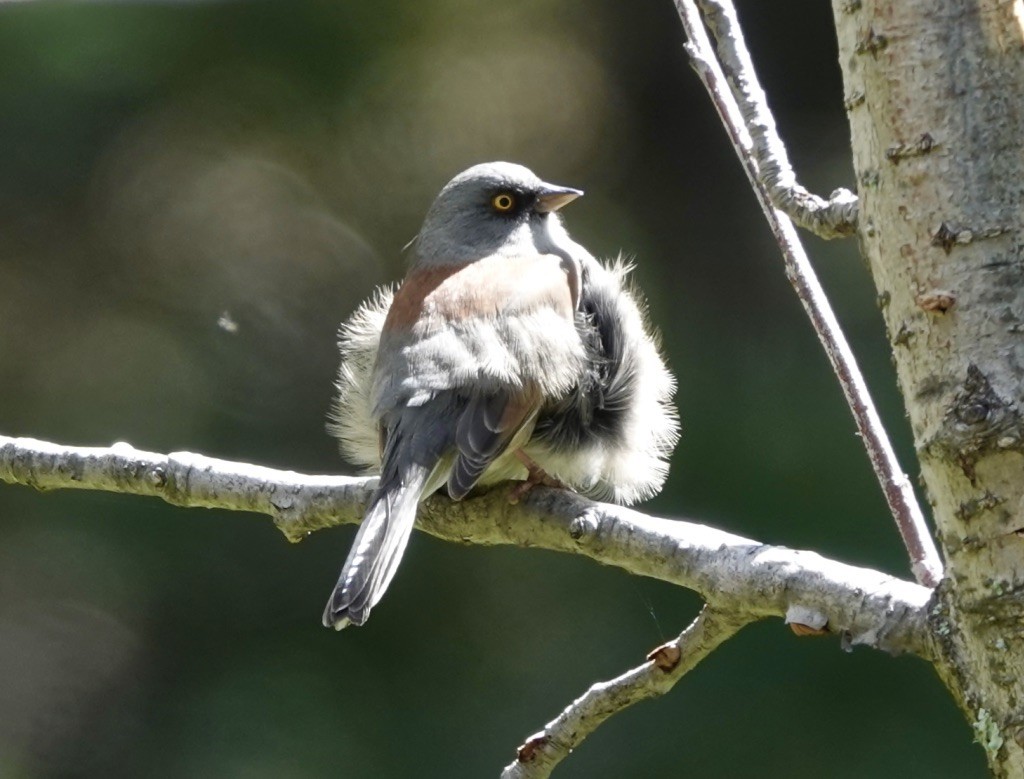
[925, 364, 1024, 483]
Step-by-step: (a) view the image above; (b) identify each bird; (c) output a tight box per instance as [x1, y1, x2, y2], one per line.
[323, 161, 679, 629]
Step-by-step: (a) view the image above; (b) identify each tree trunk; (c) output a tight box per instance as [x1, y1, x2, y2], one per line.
[831, 1, 1024, 773]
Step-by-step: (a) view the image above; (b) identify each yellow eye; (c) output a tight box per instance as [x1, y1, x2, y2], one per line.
[491, 192, 516, 213]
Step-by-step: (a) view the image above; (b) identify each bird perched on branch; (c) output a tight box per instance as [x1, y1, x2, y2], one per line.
[323, 161, 679, 629]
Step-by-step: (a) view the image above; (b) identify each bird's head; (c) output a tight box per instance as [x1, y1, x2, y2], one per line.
[414, 161, 583, 265]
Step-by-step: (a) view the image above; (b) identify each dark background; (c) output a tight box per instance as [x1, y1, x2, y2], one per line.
[0, 1, 984, 776]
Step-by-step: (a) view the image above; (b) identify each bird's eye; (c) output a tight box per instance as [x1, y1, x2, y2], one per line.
[491, 192, 516, 213]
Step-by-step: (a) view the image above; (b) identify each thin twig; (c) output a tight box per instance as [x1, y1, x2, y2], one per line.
[692, 0, 859, 238]
[673, 1, 943, 587]
[500, 606, 750, 779]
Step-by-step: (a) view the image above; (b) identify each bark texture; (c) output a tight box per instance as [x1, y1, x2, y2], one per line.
[832, 1, 1024, 773]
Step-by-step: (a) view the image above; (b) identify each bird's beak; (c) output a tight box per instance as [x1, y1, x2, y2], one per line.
[535, 184, 584, 213]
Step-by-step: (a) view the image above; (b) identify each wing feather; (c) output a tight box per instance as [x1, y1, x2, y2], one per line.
[447, 389, 539, 500]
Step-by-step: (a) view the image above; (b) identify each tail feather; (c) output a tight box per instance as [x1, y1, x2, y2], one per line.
[322, 465, 429, 629]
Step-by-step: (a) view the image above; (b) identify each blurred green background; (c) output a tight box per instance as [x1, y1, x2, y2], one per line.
[0, 1, 984, 776]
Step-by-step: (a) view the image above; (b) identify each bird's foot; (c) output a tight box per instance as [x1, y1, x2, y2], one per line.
[509, 451, 566, 504]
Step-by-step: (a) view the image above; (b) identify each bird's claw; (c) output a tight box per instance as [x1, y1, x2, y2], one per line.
[509, 451, 567, 504]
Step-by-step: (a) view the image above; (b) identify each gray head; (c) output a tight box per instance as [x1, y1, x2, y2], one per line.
[414, 161, 583, 265]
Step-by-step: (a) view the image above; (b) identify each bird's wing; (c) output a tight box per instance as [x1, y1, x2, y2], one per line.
[447, 386, 540, 500]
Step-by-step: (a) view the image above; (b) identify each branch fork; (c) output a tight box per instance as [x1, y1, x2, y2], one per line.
[674, 0, 943, 589]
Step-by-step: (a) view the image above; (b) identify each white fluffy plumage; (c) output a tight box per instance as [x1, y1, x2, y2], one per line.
[327, 256, 679, 506]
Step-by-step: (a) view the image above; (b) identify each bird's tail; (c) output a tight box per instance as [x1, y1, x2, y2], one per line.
[322, 464, 430, 630]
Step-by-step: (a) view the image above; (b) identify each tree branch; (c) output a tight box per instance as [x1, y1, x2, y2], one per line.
[0, 435, 934, 656]
[692, 0, 859, 239]
[1, 435, 939, 774]
[673, 0, 944, 589]
[501, 606, 749, 778]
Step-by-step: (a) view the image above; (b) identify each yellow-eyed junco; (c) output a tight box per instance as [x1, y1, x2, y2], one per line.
[323, 162, 679, 629]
